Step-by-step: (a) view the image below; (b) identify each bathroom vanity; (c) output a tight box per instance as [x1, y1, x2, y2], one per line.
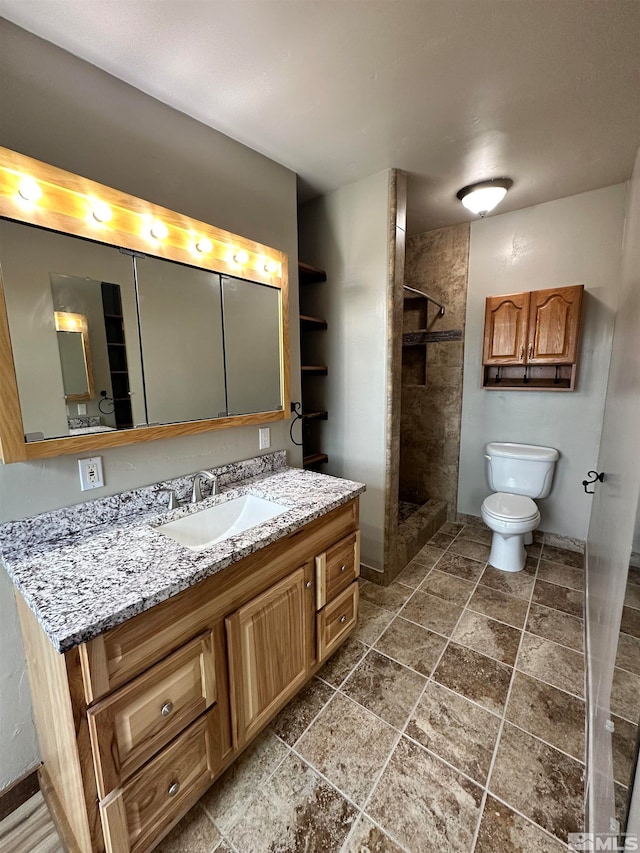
[2, 457, 364, 852]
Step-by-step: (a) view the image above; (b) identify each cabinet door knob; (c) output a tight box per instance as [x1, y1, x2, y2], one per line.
[305, 580, 312, 589]
[161, 701, 174, 717]
[340, 615, 347, 624]
[340, 564, 346, 573]
[167, 781, 180, 797]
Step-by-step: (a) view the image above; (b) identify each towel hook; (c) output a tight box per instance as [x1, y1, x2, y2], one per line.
[582, 471, 604, 494]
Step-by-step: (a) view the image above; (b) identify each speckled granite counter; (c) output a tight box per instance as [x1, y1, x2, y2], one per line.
[0, 453, 365, 653]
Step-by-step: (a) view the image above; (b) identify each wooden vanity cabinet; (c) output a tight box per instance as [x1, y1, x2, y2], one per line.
[16, 498, 360, 853]
[482, 284, 584, 390]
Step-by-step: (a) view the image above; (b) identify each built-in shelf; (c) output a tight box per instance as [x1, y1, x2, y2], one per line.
[302, 411, 328, 420]
[303, 452, 329, 468]
[300, 314, 328, 330]
[301, 365, 328, 375]
[298, 262, 327, 285]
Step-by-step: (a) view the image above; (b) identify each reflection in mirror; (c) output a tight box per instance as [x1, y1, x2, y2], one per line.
[135, 256, 227, 425]
[222, 276, 282, 416]
[54, 312, 94, 401]
[0, 220, 144, 439]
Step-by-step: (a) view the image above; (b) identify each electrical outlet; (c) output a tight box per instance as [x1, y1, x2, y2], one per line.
[77, 403, 87, 415]
[78, 456, 104, 491]
[259, 427, 271, 450]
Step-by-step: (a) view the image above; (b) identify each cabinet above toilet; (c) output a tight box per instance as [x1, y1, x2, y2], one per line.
[481, 284, 584, 391]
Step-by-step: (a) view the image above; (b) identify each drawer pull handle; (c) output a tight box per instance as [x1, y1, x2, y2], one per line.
[340, 564, 346, 573]
[167, 781, 180, 797]
[340, 615, 347, 624]
[306, 581, 312, 589]
[161, 701, 174, 717]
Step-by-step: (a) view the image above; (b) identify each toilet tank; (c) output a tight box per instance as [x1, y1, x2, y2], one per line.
[485, 442, 559, 498]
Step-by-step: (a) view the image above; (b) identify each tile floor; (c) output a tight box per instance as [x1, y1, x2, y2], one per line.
[2, 519, 598, 852]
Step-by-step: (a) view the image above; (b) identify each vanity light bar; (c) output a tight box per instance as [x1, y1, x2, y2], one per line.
[0, 148, 284, 287]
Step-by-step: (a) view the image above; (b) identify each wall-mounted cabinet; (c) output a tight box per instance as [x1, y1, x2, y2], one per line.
[482, 284, 584, 390]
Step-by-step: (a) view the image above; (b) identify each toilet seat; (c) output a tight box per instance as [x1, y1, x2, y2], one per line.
[482, 492, 538, 523]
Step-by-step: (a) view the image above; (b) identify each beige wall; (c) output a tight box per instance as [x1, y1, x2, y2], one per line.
[0, 20, 300, 789]
[458, 184, 626, 540]
[400, 223, 469, 518]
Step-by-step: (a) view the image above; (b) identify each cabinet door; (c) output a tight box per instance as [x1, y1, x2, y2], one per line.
[226, 562, 313, 749]
[527, 285, 583, 364]
[482, 292, 530, 364]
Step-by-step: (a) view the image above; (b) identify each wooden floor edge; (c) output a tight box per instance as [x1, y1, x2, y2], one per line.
[38, 766, 83, 853]
[0, 765, 41, 822]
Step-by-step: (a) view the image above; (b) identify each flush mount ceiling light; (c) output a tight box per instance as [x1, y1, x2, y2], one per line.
[456, 178, 513, 217]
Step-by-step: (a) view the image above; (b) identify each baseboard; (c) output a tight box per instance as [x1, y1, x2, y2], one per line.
[0, 766, 40, 822]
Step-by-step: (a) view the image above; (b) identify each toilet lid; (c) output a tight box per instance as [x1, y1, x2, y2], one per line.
[483, 492, 539, 522]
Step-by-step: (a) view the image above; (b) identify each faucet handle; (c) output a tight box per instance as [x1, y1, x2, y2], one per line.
[157, 488, 180, 510]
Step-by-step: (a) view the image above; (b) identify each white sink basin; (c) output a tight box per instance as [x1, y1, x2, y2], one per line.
[155, 494, 289, 552]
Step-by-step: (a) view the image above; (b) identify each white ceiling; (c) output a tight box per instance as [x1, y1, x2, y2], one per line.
[1, 0, 639, 234]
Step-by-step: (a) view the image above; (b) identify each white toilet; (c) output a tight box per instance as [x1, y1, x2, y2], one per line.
[481, 442, 559, 573]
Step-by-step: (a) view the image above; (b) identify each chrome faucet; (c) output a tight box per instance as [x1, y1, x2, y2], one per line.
[191, 471, 219, 503]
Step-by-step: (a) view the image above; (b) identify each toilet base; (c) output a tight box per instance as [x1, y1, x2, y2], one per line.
[488, 532, 527, 573]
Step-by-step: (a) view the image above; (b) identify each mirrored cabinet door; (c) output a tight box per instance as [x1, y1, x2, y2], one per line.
[135, 256, 227, 425]
[222, 275, 283, 416]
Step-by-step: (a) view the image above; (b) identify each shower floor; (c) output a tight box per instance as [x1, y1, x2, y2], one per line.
[397, 497, 447, 577]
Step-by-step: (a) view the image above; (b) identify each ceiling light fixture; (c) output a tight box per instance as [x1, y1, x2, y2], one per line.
[456, 178, 513, 217]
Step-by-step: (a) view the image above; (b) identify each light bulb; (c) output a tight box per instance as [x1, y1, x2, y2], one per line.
[196, 237, 213, 254]
[92, 200, 113, 223]
[234, 249, 249, 265]
[150, 220, 168, 240]
[264, 259, 278, 274]
[18, 177, 42, 202]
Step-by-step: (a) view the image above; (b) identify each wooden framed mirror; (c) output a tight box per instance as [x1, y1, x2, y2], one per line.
[53, 311, 95, 402]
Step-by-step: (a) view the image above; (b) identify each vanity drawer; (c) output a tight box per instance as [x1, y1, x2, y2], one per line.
[99, 704, 222, 853]
[88, 631, 216, 798]
[315, 530, 360, 609]
[317, 581, 359, 662]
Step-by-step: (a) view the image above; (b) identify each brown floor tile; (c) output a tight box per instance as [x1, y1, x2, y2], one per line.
[476, 794, 568, 852]
[616, 632, 640, 675]
[342, 815, 405, 852]
[481, 564, 535, 601]
[610, 666, 640, 722]
[612, 714, 638, 787]
[532, 580, 584, 618]
[435, 551, 486, 582]
[201, 730, 288, 831]
[367, 736, 483, 852]
[526, 603, 584, 652]
[227, 753, 357, 853]
[621, 606, 640, 639]
[406, 681, 501, 783]
[270, 677, 334, 746]
[469, 584, 529, 629]
[625, 583, 640, 610]
[419, 568, 475, 604]
[155, 804, 220, 853]
[438, 521, 465, 537]
[402, 589, 463, 636]
[358, 580, 412, 612]
[629, 565, 640, 586]
[461, 523, 493, 546]
[317, 636, 368, 687]
[540, 544, 584, 569]
[395, 559, 433, 589]
[524, 553, 540, 575]
[342, 649, 426, 728]
[452, 610, 521, 666]
[429, 531, 456, 550]
[374, 616, 448, 677]
[537, 560, 585, 591]
[296, 693, 397, 805]
[506, 671, 585, 761]
[351, 599, 395, 645]
[489, 723, 583, 843]
[517, 634, 584, 698]
[412, 544, 447, 568]
[526, 542, 543, 558]
[434, 642, 513, 714]
[450, 537, 491, 563]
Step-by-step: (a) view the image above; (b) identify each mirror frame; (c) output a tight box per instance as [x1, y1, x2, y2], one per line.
[54, 311, 95, 402]
[0, 147, 290, 463]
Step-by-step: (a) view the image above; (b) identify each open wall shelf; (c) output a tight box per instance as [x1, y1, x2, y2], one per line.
[298, 261, 328, 468]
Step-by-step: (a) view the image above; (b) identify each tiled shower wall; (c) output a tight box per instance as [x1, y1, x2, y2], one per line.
[399, 223, 469, 519]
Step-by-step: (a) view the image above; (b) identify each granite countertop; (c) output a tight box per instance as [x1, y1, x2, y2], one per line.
[0, 453, 365, 653]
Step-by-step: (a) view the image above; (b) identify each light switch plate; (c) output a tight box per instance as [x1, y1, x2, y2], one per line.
[259, 427, 271, 450]
[78, 457, 104, 491]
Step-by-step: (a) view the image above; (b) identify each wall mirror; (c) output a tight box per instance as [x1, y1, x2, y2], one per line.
[0, 147, 289, 463]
